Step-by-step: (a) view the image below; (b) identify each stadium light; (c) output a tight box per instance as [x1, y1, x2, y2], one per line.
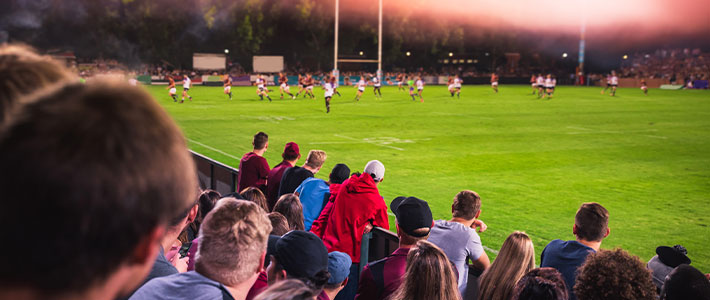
[623, 54, 628, 60]
[359, 51, 364, 56]
[562, 53, 568, 58]
[485, 52, 490, 56]
[406, 51, 411, 56]
[224, 49, 229, 54]
[448, 52, 453, 57]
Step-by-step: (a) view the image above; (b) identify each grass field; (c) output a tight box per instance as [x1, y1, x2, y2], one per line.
[146, 84, 710, 271]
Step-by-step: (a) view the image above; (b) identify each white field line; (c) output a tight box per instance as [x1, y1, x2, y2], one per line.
[387, 212, 395, 217]
[566, 126, 665, 139]
[187, 139, 240, 160]
[334, 134, 405, 151]
[483, 245, 500, 255]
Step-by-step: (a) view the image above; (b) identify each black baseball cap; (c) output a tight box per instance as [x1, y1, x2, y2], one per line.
[390, 196, 434, 237]
[656, 245, 691, 267]
[274, 231, 329, 280]
[329, 163, 350, 184]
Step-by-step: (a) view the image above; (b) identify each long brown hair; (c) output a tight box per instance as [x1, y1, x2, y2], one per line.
[479, 231, 536, 300]
[241, 186, 269, 212]
[273, 193, 305, 231]
[389, 240, 460, 300]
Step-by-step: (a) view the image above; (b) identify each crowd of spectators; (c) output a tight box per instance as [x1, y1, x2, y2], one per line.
[2, 43, 710, 300]
[619, 48, 709, 83]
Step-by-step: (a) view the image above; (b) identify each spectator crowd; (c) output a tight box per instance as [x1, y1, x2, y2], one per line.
[1, 44, 710, 300]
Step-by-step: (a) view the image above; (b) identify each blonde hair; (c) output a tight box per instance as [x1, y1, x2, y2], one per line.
[479, 231, 536, 300]
[195, 198, 272, 286]
[0, 44, 72, 124]
[304, 150, 326, 169]
[389, 240, 460, 300]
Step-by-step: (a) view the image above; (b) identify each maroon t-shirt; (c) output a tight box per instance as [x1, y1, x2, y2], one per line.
[245, 271, 268, 300]
[355, 247, 410, 300]
[237, 152, 270, 193]
[266, 160, 294, 211]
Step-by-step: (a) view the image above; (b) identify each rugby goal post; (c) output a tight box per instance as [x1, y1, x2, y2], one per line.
[333, 0, 383, 81]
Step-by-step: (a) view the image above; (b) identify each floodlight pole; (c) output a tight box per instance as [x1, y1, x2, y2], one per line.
[377, 0, 382, 82]
[333, 0, 339, 79]
[578, 0, 587, 85]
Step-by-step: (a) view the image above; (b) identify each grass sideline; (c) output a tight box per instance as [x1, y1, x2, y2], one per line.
[146, 84, 710, 270]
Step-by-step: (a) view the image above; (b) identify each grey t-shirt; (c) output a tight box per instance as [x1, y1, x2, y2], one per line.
[129, 271, 234, 300]
[427, 220, 484, 298]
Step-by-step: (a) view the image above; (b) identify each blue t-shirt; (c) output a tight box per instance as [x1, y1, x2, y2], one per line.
[540, 239, 596, 300]
[129, 271, 234, 300]
[295, 177, 330, 230]
[427, 220, 485, 299]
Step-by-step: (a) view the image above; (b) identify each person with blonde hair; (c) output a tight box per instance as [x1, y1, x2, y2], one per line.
[0, 43, 72, 125]
[478, 231, 536, 300]
[389, 240, 460, 300]
[278, 150, 327, 196]
[130, 199, 272, 300]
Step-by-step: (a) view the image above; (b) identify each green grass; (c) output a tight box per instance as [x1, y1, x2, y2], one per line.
[146, 84, 710, 271]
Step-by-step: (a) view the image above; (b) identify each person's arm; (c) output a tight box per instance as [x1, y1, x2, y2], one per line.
[468, 234, 491, 271]
[372, 203, 390, 230]
[471, 251, 490, 271]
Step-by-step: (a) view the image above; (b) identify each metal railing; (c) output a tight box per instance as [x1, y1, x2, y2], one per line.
[191, 150, 239, 195]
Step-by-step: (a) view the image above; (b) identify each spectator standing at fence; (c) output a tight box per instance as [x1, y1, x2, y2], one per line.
[309, 164, 351, 238]
[355, 196, 434, 300]
[540, 202, 610, 300]
[267, 142, 300, 210]
[322, 160, 389, 300]
[130, 199, 272, 300]
[0, 80, 198, 300]
[427, 190, 491, 299]
[278, 150, 327, 197]
[296, 163, 351, 231]
[238, 131, 270, 193]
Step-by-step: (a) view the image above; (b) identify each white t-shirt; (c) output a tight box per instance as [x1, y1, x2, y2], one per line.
[257, 78, 265, 89]
[357, 80, 366, 90]
[454, 78, 462, 87]
[416, 79, 424, 89]
[372, 77, 381, 87]
[427, 220, 485, 298]
[610, 76, 619, 85]
[324, 82, 334, 97]
[183, 77, 191, 89]
[545, 78, 553, 88]
[536, 77, 545, 85]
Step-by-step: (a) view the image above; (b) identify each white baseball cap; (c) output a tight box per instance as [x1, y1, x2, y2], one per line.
[364, 160, 385, 182]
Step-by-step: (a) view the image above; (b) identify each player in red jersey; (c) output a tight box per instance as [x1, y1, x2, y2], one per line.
[641, 79, 648, 95]
[491, 73, 499, 93]
[223, 74, 232, 100]
[530, 75, 537, 95]
[167, 76, 177, 102]
[278, 73, 295, 99]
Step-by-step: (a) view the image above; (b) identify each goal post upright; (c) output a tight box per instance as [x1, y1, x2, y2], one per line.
[377, 0, 383, 82]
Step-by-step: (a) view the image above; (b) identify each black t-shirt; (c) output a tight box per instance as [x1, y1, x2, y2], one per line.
[278, 166, 314, 197]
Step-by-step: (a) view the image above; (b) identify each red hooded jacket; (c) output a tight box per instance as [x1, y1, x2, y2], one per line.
[321, 173, 389, 263]
[309, 182, 343, 238]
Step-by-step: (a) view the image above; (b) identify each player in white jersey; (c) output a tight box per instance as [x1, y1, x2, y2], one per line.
[415, 76, 424, 102]
[447, 76, 455, 96]
[536, 74, 545, 98]
[609, 71, 619, 96]
[530, 75, 537, 95]
[181, 74, 192, 103]
[544, 74, 555, 99]
[453, 75, 462, 98]
[324, 76, 335, 113]
[223, 75, 232, 100]
[355, 76, 366, 101]
[601, 74, 612, 94]
[256, 75, 272, 102]
[167, 76, 177, 102]
[372, 74, 382, 98]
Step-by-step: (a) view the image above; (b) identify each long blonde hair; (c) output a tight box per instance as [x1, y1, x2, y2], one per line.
[390, 240, 460, 300]
[478, 231, 536, 300]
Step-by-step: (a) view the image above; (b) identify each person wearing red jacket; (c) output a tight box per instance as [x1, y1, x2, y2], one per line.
[321, 160, 388, 300]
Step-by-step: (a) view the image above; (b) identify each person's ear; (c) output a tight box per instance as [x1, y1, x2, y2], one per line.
[341, 277, 349, 288]
[604, 227, 610, 238]
[475, 210, 481, 219]
[258, 251, 266, 273]
[573, 224, 578, 235]
[187, 204, 199, 223]
[130, 226, 165, 265]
